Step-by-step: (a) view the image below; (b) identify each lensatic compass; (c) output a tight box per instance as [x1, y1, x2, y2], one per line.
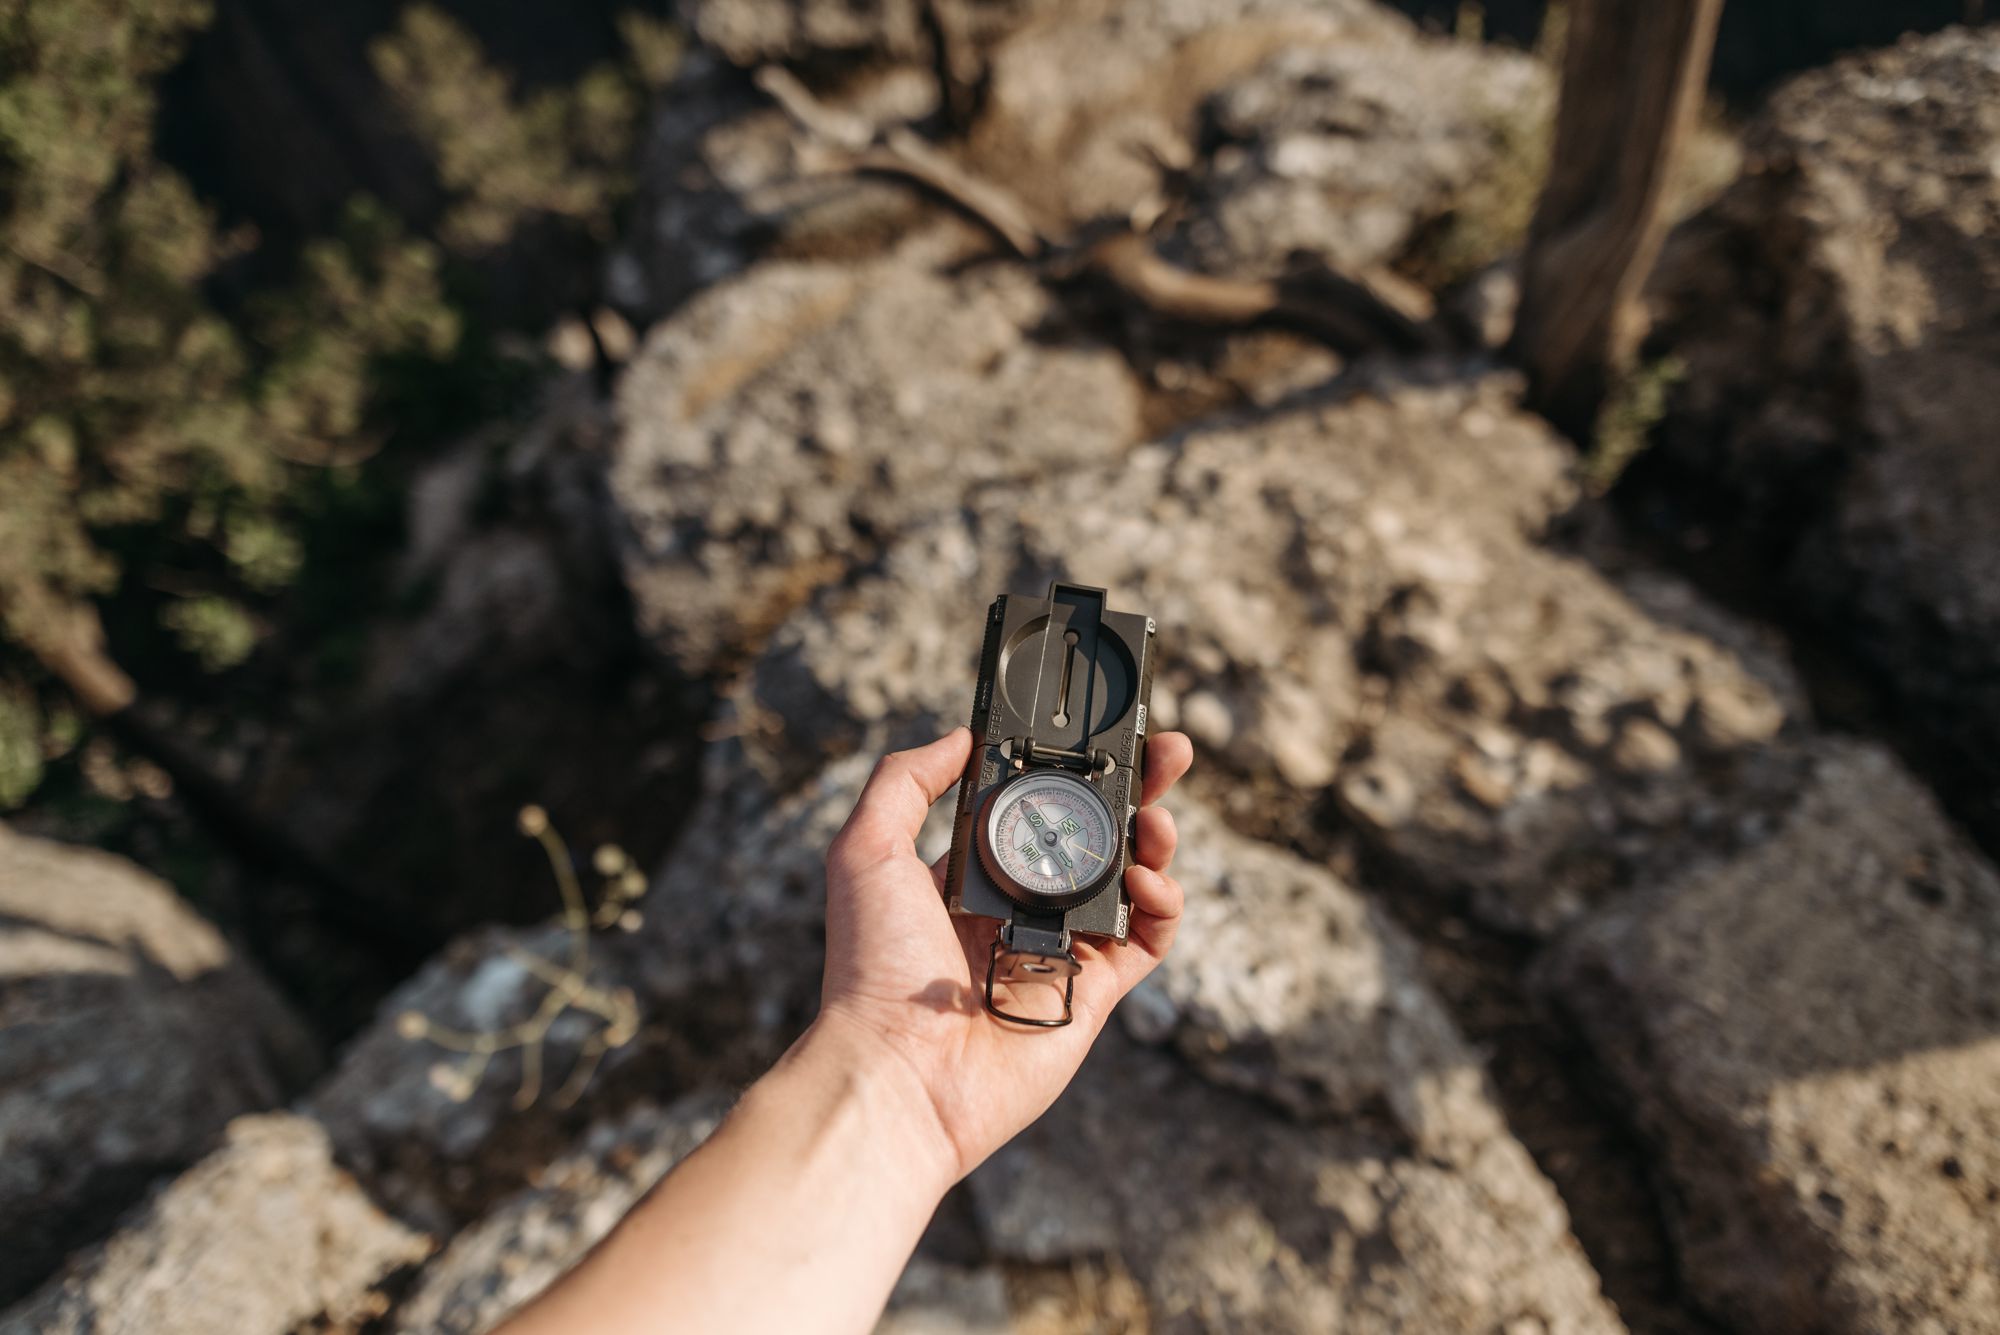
[944, 581, 1157, 1027]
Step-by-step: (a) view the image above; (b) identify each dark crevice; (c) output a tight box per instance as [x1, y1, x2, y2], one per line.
[1355, 838, 1732, 1335]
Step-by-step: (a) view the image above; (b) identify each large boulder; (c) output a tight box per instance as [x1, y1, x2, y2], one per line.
[1542, 739, 2000, 1333]
[301, 920, 637, 1234]
[0, 828, 315, 1303]
[1637, 25, 2000, 846]
[731, 368, 1806, 933]
[0, 1114, 429, 1335]
[609, 234, 1143, 677]
[971, 1029, 1620, 1334]
[1132, 801, 1476, 1135]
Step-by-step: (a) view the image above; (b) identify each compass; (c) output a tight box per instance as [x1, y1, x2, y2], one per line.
[976, 769, 1121, 909]
[946, 580, 1156, 1027]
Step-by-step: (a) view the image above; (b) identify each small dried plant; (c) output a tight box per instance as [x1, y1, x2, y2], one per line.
[397, 805, 646, 1109]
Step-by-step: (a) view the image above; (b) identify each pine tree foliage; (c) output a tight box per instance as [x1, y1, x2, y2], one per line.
[0, 0, 457, 803]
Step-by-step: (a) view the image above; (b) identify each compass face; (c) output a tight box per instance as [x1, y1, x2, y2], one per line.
[980, 770, 1119, 903]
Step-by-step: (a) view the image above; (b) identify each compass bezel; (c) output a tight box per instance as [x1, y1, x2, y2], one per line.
[975, 768, 1122, 910]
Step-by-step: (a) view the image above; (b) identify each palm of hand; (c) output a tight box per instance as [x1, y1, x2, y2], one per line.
[818, 727, 1191, 1180]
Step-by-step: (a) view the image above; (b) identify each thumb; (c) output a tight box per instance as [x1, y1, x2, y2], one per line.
[827, 727, 972, 872]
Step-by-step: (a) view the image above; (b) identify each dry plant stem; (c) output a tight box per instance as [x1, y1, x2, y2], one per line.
[758, 65, 1438, 355]
[1086, 233, 1438, 354]
[861, 133, 1045, 259]
[1511, 0, 1724, 437]
[527, 819, 593, 978]
[761, 63, 1042, 258]
[404, 812, 640, 1109]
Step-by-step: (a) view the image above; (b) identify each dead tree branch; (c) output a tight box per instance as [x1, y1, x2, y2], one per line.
[758, 65, 1439, 358]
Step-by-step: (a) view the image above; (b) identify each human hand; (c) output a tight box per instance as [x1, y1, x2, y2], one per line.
[808, 725, 1193, 1185]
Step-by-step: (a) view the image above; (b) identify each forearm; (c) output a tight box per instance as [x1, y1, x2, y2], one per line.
[498, 1018, 957, 1335]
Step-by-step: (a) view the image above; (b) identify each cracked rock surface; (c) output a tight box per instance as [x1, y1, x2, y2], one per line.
[1544, 738, 2000, 1334]
[728, 367, 1806, 935]
[972, 1029, 1619, 1334]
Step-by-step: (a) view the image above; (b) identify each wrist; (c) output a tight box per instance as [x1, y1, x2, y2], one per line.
[784, 1009, 962, 1195]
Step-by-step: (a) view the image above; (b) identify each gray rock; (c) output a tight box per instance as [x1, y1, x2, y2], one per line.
[1144, 801, 1482, 1143]
[1542, 738, 2000, 1333]
[0, 1114, 429, 1335]
[1645, 25, 2000, 845]
[970, 1030, 1621, 1334]
[610, 235, 1142, 676]
[0, 828, 315, 1302]
[729, 369, 1806, 933]
[387, 1096, 730, 1334]
[301, 920, 638, 1234]
[1164, 34, 1548, 277]
[964, 0, 1404, 231]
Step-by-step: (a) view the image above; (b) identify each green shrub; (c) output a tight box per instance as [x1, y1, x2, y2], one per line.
[0, 0, 457, 806]
[371, 6, 681, 252]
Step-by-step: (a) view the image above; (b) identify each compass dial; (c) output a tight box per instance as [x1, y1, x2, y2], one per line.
[979, 770, 1120, 904]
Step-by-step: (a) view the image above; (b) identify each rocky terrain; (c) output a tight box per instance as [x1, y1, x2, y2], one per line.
[1633, 26, 2000, 853]
[5, 5, 1998, 1333]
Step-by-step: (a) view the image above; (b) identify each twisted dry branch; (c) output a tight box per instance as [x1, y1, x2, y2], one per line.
[755, 65, 1441, 357]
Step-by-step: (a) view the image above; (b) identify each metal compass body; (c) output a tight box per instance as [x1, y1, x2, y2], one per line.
[977, 769, 1120, 907]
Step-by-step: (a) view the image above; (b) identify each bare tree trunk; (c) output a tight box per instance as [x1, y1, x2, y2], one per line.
[1511, 0, 1723, 439]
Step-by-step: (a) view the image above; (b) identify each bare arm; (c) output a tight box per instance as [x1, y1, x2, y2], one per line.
[498, 726, 1192, 1334]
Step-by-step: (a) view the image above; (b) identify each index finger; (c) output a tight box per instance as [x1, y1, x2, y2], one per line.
[828, 726, 972, 870]
[1140, 731, 1193, 808]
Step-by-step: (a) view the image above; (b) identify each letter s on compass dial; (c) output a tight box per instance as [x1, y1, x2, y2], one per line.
[977, 770, 1121, 907]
